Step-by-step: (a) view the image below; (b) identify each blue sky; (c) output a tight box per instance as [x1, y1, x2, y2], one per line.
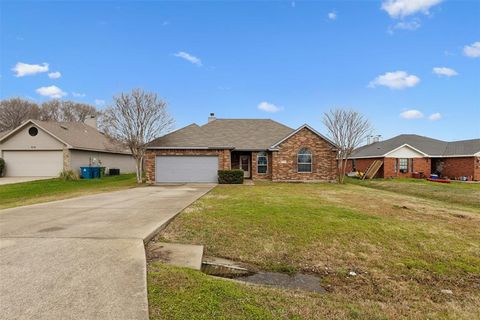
[1, 0, 479, 141]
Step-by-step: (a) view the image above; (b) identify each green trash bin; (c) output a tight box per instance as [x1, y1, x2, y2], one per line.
[100, 167, 106, 178]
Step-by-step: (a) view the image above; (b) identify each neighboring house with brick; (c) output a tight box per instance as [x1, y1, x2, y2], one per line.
[0, 118, 135, 177]
[346, 134, 480, 181]
[145, 114, 337, 183]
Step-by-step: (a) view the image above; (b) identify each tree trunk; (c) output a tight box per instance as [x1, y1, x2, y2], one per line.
[135, 157, 142, 183]
[341, 157, 349, 184]
[337, 158, 344, 183]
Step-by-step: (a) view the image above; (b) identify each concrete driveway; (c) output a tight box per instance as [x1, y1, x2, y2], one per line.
[0, 184, 214, 320]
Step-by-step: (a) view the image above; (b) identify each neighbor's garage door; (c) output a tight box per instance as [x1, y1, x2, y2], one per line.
[155, 155, 219, 183]
[3, 150, 63, 177]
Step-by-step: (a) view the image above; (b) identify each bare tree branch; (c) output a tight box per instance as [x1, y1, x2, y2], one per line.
[40, 100, 101, 122]
[0, 98, 101, 132]
[322, 109, 372, 183]
[0, 98, 40, 131]
[101, 89, 174, 183]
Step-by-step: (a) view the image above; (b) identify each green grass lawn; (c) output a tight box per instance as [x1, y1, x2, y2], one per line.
[149, 181, 480, 319]
[346, 177, 480, 209]
[0, 174, 138, 209]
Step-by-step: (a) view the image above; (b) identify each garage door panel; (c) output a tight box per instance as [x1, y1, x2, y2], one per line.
[3, 151, 63, 177]
[156, 156, 218, 183]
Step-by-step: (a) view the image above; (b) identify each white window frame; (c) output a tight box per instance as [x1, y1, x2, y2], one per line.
[257, 151, 268, 174]
[297, 148, 313, 173]
[399, 158, 408, 172]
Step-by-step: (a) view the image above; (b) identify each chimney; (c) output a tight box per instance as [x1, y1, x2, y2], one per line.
[85, 115, 97, 129]
[208, 112, 216, 123]
[373, 135, 382, 143]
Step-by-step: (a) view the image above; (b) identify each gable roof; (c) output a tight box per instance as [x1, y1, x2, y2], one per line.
[350, 134, 480, 158]
[148, 119, 295, 150]
[270, 124, 337, 149]
[0, 120, 130, 154]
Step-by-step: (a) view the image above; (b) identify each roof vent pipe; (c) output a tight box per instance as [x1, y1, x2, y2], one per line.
[208, 113, 216, 123]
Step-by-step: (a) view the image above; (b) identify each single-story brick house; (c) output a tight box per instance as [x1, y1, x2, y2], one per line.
[0, 118, 135, 177]
[346, 134, 480, 181]
[145, 115, 337, 183]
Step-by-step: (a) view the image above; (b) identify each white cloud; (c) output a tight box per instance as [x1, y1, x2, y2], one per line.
[368, 71, 420, 89]
[393, 20, 421, 30]
[72, 92, 86, 97]
[432, 67, 458, 77]
[48, 71, 62, 79]
[428, 112, 442, 121]
[174, 51, 202, 66]
[12, 62, 49, 77]
[463, 41, 480, 58]
[36, 85, 67, 99]
[328, 12, 337, 20]
[381, 0, 442, 18]
[95, 99, 106, 107]
[400, 109, 424, 119]
[257, 101, 282, 113]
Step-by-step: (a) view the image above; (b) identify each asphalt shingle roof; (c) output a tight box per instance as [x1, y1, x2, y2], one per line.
[350, 134, 480, 158]
[35, 120, 129, 153]
[0, 120, 129, 154]
[148, 119, 294, 150]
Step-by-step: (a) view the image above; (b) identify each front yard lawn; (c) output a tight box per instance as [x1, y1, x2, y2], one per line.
[0, 174, 137, 209]
[346, 177, 480, 209]
[150, 181, 480, 319]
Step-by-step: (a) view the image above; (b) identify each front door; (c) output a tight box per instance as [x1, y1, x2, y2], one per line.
[239, 155, 250, 178]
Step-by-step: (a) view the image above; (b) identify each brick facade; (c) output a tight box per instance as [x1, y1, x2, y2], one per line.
[144, 149, 231, 183]
[145, 127, 337, 183]
[346, 157, 431, 178]
[271, 127, 337, 181]
[345, 157, 384, 178]
[251, 151, 273, 180]
[438, 157, 478, 181]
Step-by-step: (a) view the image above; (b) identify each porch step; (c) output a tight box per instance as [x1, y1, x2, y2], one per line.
[147, 242, 204, 270]
[362, 160, 383, 180]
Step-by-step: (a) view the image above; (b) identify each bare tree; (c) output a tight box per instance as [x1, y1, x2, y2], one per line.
[40, 100, 100, 122]
[0, 98, 40, 131]
[39, 100, 63, 121]
[323, 109, 372, 183]
[102, 89, 174, 183]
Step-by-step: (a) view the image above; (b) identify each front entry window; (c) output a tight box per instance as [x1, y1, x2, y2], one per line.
[297, 148, 312, 173]
[257, 152, 268, 174]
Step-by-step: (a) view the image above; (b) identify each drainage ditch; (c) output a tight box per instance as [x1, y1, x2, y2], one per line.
[201, 257, 326, 293]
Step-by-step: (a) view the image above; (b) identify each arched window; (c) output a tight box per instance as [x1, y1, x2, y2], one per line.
[257, 151, 268, 174]
[297, 148, 312, 173]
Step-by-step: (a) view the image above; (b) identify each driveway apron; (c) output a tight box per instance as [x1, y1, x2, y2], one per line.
[0, 184, 214, 320]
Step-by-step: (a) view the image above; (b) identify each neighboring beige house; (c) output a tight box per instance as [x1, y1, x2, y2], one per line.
[0, 118, 135, 177]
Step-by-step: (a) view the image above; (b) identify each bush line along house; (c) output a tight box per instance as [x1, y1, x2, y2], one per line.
[0, 118, 135, 177]
[346, 134, 480, 181]
[145, 114, 338, 183]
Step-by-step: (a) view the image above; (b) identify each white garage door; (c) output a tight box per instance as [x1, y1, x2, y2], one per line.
[3, 150, 63, 177]
[156, 156, 219, 183]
